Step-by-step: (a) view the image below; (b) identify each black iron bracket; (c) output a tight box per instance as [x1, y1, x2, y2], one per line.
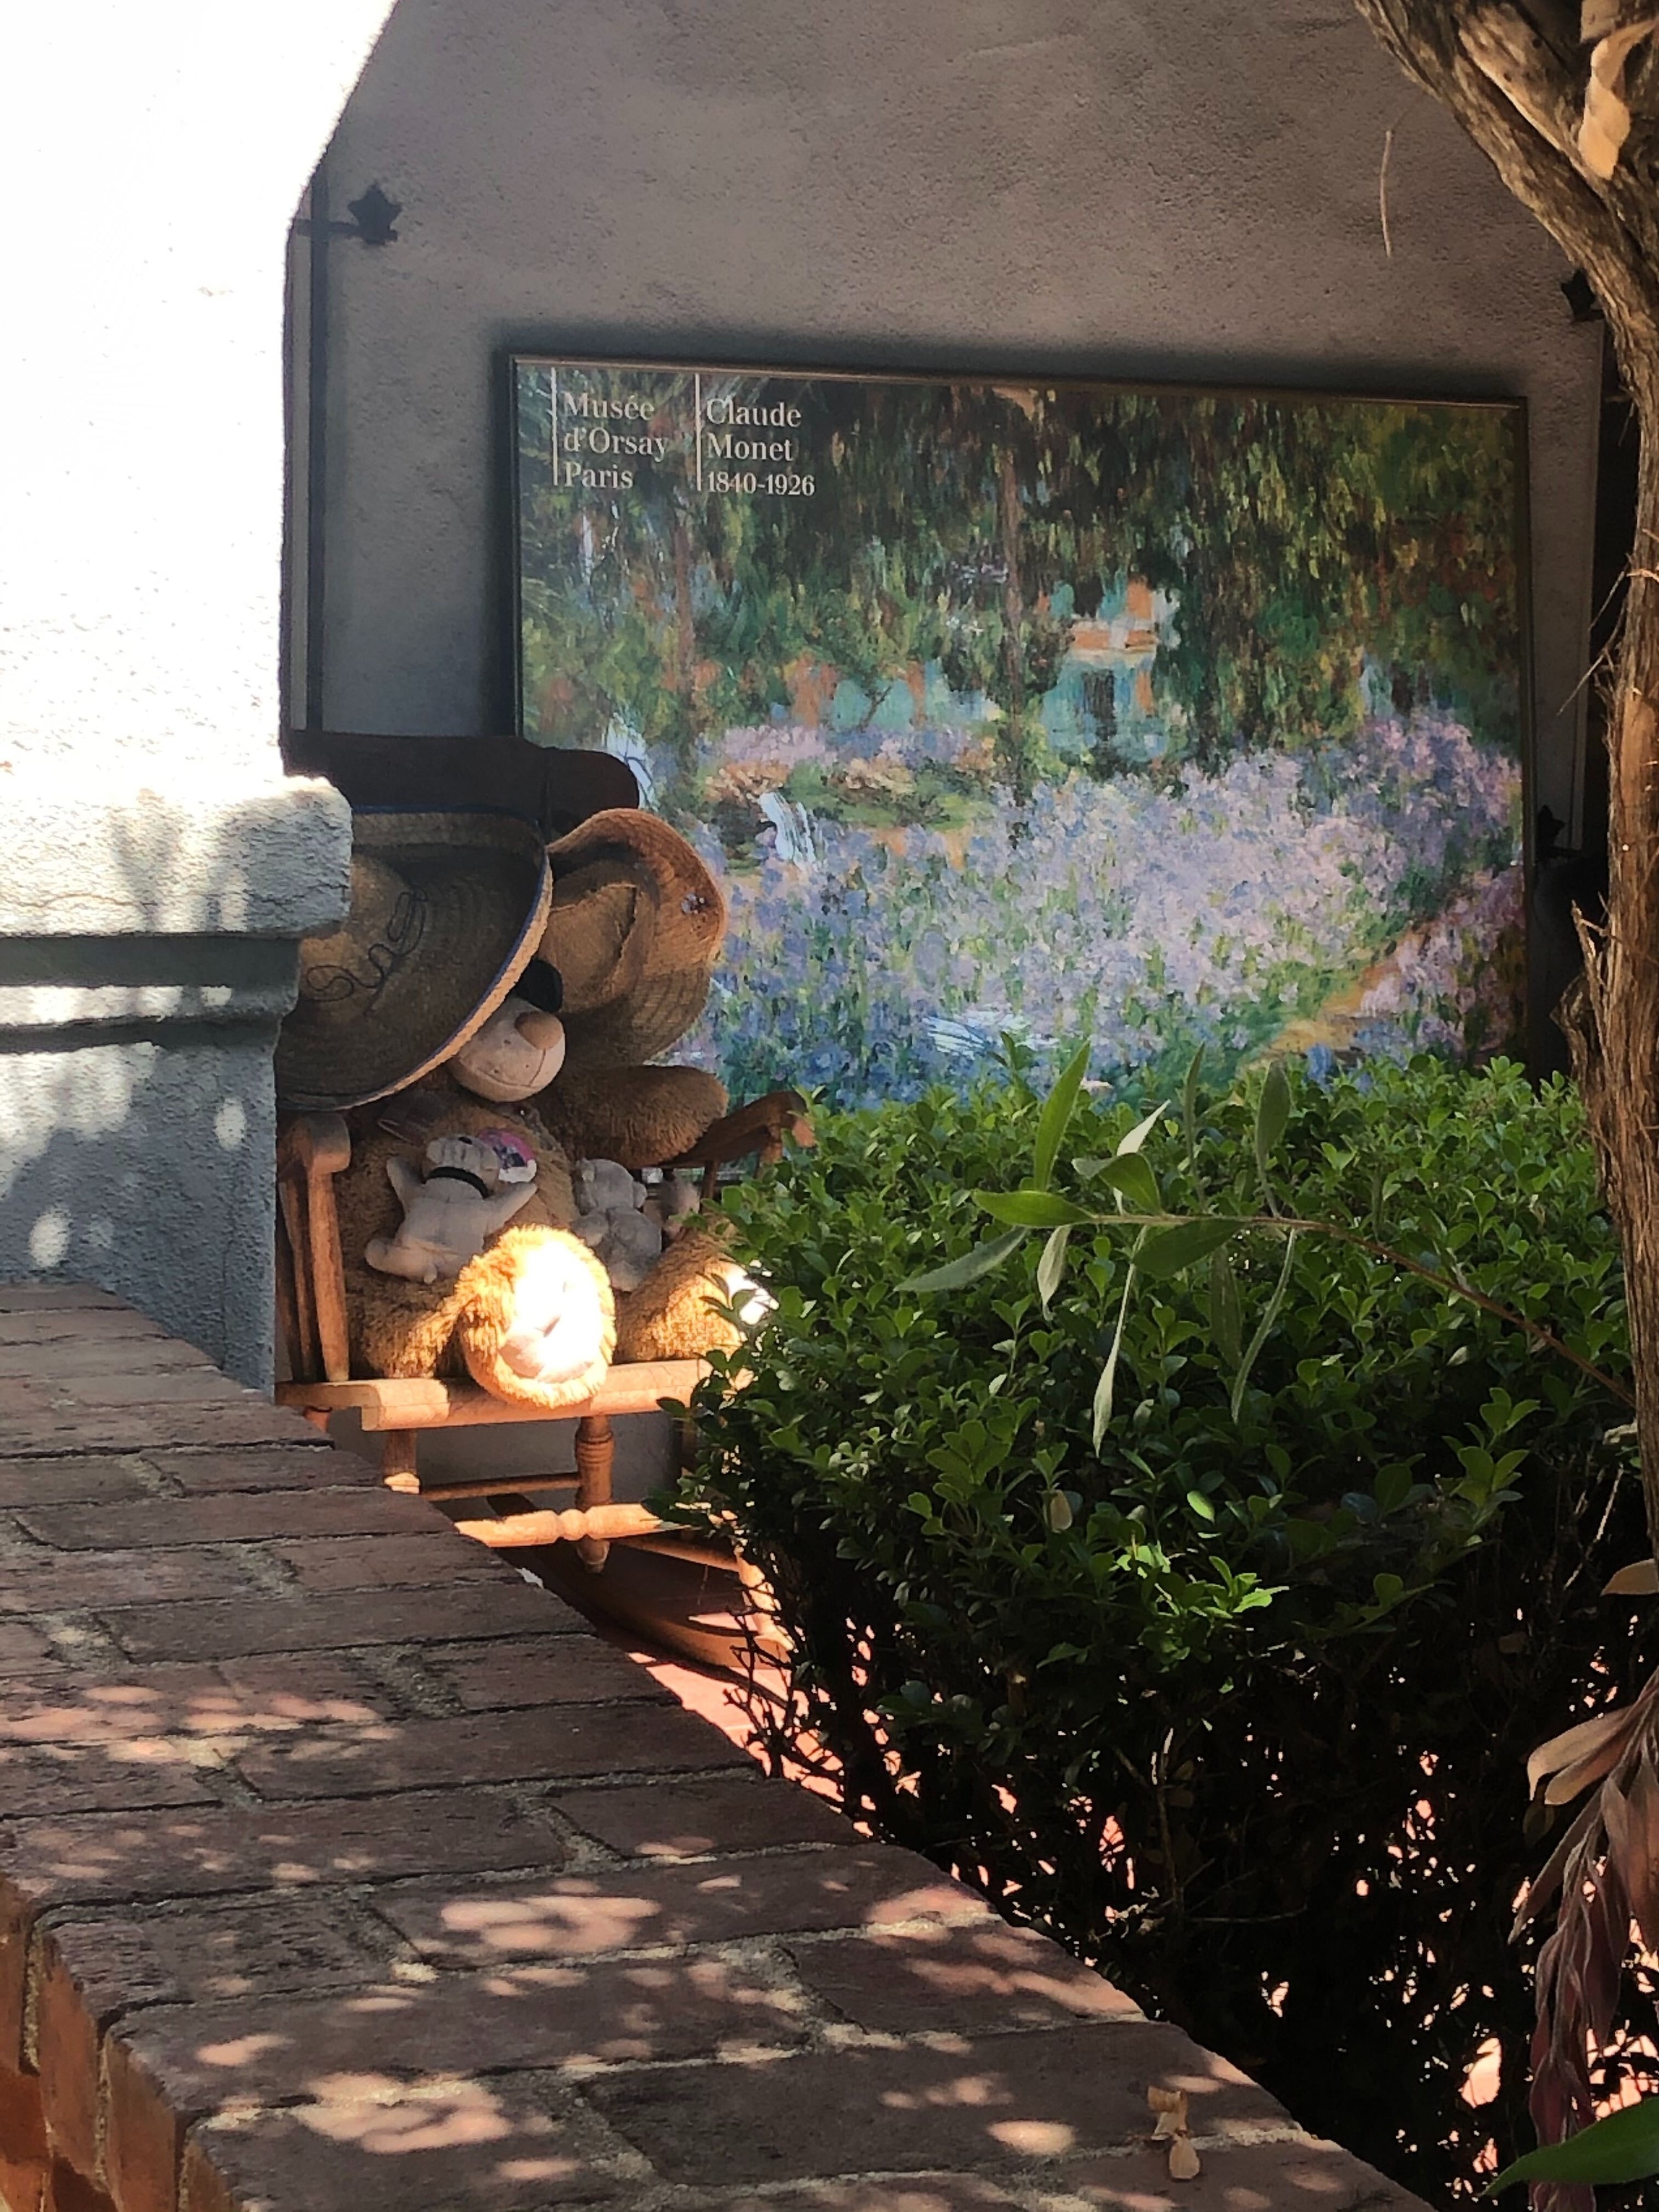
[294, 182, 401, 247]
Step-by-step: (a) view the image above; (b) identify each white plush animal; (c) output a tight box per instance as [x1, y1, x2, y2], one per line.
[364, 1131, 538, 1285]
[570, 1156, 665, 1293]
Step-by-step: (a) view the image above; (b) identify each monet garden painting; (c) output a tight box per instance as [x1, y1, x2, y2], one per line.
[512, 359, 1527, 1109]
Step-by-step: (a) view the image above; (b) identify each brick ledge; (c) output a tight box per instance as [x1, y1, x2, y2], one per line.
[0, 1282, 1427, 2212]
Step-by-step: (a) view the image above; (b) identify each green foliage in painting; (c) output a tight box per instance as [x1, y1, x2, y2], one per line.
[516, 365, 1523, 805]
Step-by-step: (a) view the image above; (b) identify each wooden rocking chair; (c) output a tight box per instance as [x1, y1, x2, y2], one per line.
[274, 1091, 811, 1565]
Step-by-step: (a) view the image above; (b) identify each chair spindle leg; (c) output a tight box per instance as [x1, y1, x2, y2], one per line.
[575, 1413, 614, 1570]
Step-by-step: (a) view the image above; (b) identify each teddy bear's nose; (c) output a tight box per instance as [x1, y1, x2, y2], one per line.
[515, 1009, 565, 1050]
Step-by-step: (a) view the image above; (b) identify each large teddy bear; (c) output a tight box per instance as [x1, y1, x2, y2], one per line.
[275, 804, 763, 1408]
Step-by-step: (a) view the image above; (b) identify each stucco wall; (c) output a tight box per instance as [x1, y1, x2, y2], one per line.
[0, 3, 396, 1382]
[315, 0, 1601, 836]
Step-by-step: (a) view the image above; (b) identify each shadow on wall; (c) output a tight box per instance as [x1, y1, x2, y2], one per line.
[0, 786, 343, 1386]
[0, 1030, 282, 1386]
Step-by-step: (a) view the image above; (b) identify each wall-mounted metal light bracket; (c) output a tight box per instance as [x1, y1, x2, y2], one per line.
[294, 182, 401, 247]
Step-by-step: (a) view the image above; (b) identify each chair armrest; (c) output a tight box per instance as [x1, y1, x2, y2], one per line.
[278, 1111, 351, 1180]
[276, 1112, 352, 1384]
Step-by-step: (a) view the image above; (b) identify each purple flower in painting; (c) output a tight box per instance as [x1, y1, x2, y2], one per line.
[682, 713, 1522, 1110]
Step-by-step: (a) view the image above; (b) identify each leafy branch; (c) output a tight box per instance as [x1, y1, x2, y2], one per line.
[903, 1045, 1633, 1433]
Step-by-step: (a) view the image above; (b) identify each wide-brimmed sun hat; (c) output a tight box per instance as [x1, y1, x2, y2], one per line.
[540, 809, 727, 1071]
[276, 809, 552, 1112]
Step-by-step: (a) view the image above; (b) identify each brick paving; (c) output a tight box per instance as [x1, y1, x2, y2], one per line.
[0, 1283, 1427, 2212]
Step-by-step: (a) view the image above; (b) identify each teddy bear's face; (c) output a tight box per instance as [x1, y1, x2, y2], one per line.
[451, 996, 566, 1104]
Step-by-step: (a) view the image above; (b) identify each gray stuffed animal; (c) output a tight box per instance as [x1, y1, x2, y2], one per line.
[570, 1156, 665, 1293]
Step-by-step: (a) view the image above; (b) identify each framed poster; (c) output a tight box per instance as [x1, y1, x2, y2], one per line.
[511, 357, 1528, 1112]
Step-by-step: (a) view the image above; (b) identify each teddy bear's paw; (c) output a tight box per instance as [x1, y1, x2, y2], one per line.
[452, 1225, 617, 1412]
[364, 1232, 442, 1286]
[723, 1265, 776, 1332]
[614, 1229, 764, 1364]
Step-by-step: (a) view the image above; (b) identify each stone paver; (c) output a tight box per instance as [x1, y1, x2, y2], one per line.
[420, 1632, 680, 1710]
[372, 1844, 993, 1963]
[711, 2186, 1022, 2212]
[0, 1544, 259, 1611]
[784, 1920, 1147, 2034]
[180, 2090, 622, 2212]
[586, 2025, 1287, 2183]
[144, 1444, 361, 1494]
[232, 1698, 743, 1797]
[0, 1287, 1431, 2212]
[554, 1770, 858, 1858]
[14, 1486, 439, 1550]
[1056, 2141, 1427, 2208]
[0, 1790, 565, 1910]
[269, 1531, 509, 1592]
[101, 1577, 575, 1661]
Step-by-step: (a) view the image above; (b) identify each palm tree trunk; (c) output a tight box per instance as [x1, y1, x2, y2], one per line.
[1352, 0, 1659, 1546]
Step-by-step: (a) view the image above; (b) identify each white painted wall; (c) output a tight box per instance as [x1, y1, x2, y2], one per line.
[0, 4, 397, 1380]
[315, 0, 1600, 835]
[2, 2, 398, 773]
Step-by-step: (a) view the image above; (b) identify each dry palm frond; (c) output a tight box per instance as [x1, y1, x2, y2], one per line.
[1577, 3, 1659, 178]
[1147, 2085, 1201, 2182]
[1515, 1665, 1659, 2210]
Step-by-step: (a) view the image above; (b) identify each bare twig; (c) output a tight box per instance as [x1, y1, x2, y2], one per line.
[1379, 112, 1405, 255]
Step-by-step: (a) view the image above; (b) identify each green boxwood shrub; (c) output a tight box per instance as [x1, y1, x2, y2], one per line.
[681, 1056, 1655, 2202]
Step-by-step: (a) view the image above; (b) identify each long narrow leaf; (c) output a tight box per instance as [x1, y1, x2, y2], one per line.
[1134, 1217, 1245, 1280]
[1032, 1042, 1092, 1191]
[1254, 1058, 1292, 1212]
[977, 1189, 1092, 1229]
[1527, 1707, 1635, 1798]
[1079, 1154, 1162, 1214]
[1230, 1229, 1298, 1423]
[1182, 1044, 1205, 1186]
[1037, 1225, 1072, 1314]
[1116, 1102, 1166, 1158]
[1488, 2096, 1659, 2191]
[901, 1230, 1027, 1293]
[1093, 1267, 1138, 1448]
[1209, 1246, 1244, 1367]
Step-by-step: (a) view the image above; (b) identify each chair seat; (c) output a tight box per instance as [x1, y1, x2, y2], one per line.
[275, 1358, 706, 1433]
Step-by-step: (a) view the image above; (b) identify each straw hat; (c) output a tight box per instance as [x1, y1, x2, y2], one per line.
[540, 810, 726, 1071]
[276, 810, 552, 1112]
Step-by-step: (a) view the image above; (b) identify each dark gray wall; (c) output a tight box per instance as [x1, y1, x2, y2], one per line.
[313, 0, 1601, 830]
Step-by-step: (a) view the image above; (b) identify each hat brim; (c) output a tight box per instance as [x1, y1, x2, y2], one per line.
[540, 809, 726, 1070]
[276, 810, 552, 1112]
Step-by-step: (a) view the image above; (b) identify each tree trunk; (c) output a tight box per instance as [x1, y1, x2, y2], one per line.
[1350, 0, 1659, 1548]
[1566, 372, 1659, 1553]
[997, 445, 1034, 801]
[671, 508, 700, 783]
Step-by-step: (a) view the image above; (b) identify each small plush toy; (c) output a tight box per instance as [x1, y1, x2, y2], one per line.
[339, 1084, 617, 1412]
[365, 1130, 539, 1285]
[449, 960, 567, 1103]
[450, 1223, 616, 1407]
[570, 1158, 665, 1293]
[641, 1167, 702, 1239]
